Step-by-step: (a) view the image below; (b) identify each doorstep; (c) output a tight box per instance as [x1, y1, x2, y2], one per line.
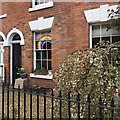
[14, 78, 29, 89]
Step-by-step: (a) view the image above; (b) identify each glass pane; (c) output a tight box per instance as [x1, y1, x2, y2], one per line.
[102, 37, 110, 43]
[42, 50, 47, 59]
[111, 28, 120, 35]
[92, 25, 100, 37]
[47, 42, 51, 49]
[35, 0, 41, 5]
[12, 34, 21, 41]
[36, 61, 41, 69]
[35, 0, 37, 5]
[40, 0, 44, 4]
[36, 41, 41, 50]
[42, 41, 51, 49]
[43, 42, 47, 49]
[42, 60, 47, 69]
[48, 61, 52, 70]
[48, 50, 51, 59]
[112, 36, 120, 43]
[35, 32, 41, 40]
[0, 36, 3, 42]
[45, 0, 50, 3]
[101, 25, 110, 37]
[36, 51, 41, 59]
[92, 38, 100, 48]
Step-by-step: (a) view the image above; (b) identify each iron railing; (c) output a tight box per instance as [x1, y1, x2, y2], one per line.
[1, 84, 119, 120]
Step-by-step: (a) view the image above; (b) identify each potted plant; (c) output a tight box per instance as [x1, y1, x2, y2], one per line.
[17, 68, 27, 79]
[34, 68, 48, 75]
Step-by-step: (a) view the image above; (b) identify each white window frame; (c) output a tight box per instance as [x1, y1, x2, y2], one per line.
[33, 30, 52, 71]
[90, 22, 120, 48]
[29, 0, 53, 12]
[32, 31, 53, 79]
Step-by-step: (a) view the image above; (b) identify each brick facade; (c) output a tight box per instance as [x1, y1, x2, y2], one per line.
[1, 2, 117, 88]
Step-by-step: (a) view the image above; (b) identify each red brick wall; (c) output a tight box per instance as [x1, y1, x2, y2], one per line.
[29, 78, 57, 89]
[1, 2, 117, 88]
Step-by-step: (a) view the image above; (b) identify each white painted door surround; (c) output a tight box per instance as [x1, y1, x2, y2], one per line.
[5, 28, 25, 84]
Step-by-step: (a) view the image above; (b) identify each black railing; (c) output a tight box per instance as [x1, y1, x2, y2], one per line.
[1, 84, 119, 119]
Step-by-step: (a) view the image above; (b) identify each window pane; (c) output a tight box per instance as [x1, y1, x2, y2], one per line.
[0, 36, 3, 42]
[42, 41, 51, 49]
[102, 37, 110, 43]
[35, 0, 50, 5]
[35, 0, 41, 5]
[92, 25, 100, 37]
[111, 28, 120, 35]
[36, 41, 40, 50]
[48, 50, 51, 59]
[47, 42, 51, 49]
[42, 50, 47, 59]
[40, 0, 44, 4]
[43, 42, 47, 49]
[101, 25, 110, 37]
[45, 0, 50, 3]
[92, 38, 100, 48]
[42, 60, 47, 69]
[48, 61, 52, 70]
[35, 41, 42, 50]
[36, 51, 41, 59]
[35, 32, 41, 40]
[112, 36, 120, 43]
[12, 34, 21, 41]
[35, 0, 37, 5]
[36, 61, 41, 69]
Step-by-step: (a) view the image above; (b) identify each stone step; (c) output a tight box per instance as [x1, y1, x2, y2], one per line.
[14, 78, 28, 89]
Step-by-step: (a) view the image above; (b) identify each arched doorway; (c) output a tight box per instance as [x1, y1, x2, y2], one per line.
[6, 28, 25, 84]
[12, 34, 22, 84]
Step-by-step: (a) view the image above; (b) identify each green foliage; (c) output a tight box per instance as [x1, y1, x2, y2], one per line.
[34, 68, 48, 75]
[54, 42, 120, 118]
[17, 68, 26, 74]
[108, 4, 120, 31]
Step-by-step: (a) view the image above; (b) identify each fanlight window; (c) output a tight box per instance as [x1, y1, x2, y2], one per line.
[12, 34, 21, 41]
[0, 36, 4, 42]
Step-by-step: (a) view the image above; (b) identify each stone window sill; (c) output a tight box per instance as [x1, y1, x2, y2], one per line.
[29, 1, 53, 12]
[30, 73, 53, 80]
[0, 14, 7, 19]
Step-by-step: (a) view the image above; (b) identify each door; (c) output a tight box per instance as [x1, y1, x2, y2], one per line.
[12, 43, 21, 84]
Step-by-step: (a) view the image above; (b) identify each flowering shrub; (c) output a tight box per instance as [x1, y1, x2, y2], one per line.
[107, 3, 120, 31]
[54, 42, 120, 118]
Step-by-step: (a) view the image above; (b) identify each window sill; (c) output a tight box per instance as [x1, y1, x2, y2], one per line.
[29, 1, 53, 12]
[0, 14, 7, 19]
[30, 73, 53, 80]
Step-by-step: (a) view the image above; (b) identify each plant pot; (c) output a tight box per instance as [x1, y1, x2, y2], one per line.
[20, 73, 27, 79]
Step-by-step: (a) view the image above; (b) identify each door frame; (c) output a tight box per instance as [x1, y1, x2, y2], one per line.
[6, 28, 25, 84]
[0, 32, 6, 82]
